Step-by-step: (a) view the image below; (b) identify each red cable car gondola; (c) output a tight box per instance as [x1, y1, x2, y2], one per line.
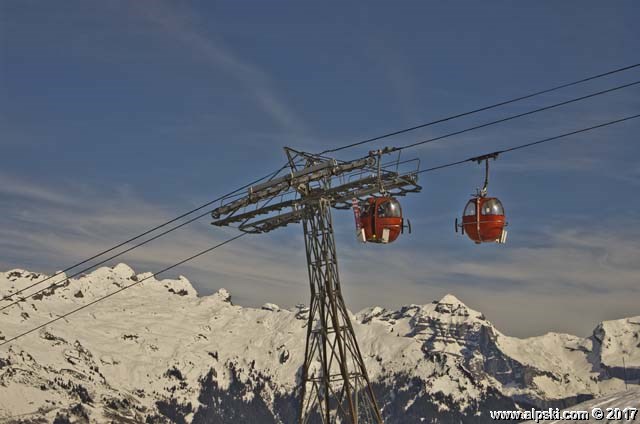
[351, 148, 413, 244]
[353, 196, 410, 244]
[455, 154, 508, 244]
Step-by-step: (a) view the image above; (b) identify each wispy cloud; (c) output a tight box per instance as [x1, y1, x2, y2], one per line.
[0, 171, 308, 305]
[0, 173, 79, 206]
[130, 1, 306, 135]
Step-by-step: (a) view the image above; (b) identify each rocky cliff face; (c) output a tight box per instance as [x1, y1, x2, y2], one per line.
[0, 265, 637, 423]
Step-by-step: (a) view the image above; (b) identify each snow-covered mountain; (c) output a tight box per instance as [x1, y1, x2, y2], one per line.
[0, 264, 638, 423]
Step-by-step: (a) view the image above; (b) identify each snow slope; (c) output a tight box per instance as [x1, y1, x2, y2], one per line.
[0, 265, 637, 423]
[524, 388, 640, 423]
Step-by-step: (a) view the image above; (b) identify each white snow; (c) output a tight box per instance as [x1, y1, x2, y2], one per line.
[0, 265, 637, 422]
[524, 388, 640, 423]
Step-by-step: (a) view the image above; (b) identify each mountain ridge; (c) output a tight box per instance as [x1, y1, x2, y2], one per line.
[0, 264, 637, 423]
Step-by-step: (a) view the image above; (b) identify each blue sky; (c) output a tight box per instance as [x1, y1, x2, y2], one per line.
[1, 1, 639, 337]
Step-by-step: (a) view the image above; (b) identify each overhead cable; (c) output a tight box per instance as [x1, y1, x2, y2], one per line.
[0, 233, 246, 347]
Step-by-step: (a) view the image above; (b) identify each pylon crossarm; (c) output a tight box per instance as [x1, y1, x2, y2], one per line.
[211, 154, 376, 220]
[238, 208, 305, 233]
[331, 173, 421, 209]
[215, 171, 420, 233]
[212, 199, 299, 227]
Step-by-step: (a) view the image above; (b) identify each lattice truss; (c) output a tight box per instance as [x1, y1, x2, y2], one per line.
[211, 148, 421, 424]
[298, 197, 381, 423]
[211, 148, 421, 234]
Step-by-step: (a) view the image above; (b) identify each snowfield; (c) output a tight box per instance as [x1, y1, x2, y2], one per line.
[0, 264, 638, 423]
[524, 388, 640, 423]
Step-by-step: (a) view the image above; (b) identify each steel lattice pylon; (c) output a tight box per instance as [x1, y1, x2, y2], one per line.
[298, 198, 382, 424]
[211, 147, 421, 423]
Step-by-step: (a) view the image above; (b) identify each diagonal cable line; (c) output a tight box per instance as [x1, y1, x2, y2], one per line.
[415, 113, 640, 175]
[498, 114, 640, 154]
[0, 233, 246, 347]
[393, 80, 640, 152]
[1, 208, 211, 312]
[0, 163, 289, 304]
[318, 62, 640, 154]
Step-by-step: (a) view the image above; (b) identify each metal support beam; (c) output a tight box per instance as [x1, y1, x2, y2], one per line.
[209, 148, 423, 422]
[298, 198, 383, 424]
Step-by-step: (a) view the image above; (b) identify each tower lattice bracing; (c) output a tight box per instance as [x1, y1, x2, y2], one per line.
[210, 147, 421, 423]
[298, 198, 382, 423]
